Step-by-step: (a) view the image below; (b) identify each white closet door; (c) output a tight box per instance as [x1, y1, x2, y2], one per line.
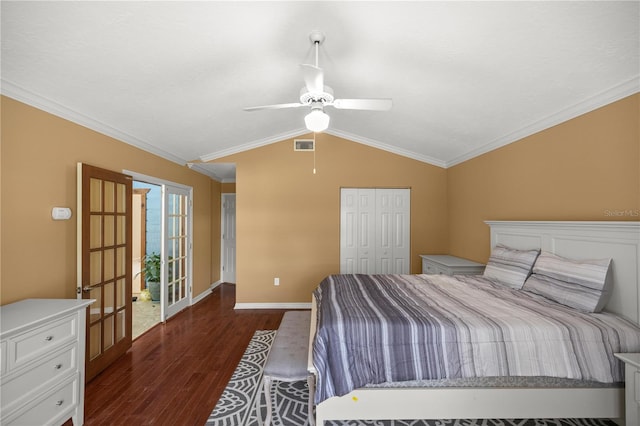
[376, 190, 393, 274]
[356, 189, 376, 273]
[391, 189, 410, 273]
[340, 189, 376, 273]
[340, 189, 358, 273]
[341, 188, 410, 274]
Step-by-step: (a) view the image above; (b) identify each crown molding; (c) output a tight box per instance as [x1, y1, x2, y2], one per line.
[4, 76, 637, 172]
[445, 76, 640, 168]
[1, 79, 192, 166]
[325, 128, 448, 169]
[199, 128, 310, 162]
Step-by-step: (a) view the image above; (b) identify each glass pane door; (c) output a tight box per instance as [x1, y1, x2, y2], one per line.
[163, 185, 191, 319]
[78, 163, 132, 382]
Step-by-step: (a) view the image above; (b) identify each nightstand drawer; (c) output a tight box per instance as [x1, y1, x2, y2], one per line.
[422, 262, 444, 275]
[614, 353, 640, 425]
[421, 255, 485, 276]
[10, 315, 77, 369]
[1, 345, 77, 411]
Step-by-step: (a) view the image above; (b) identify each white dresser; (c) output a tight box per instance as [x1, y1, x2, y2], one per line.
[614, 353, 640, 426]
[420, 255, 485, 276]
[1, 299, 93, 426]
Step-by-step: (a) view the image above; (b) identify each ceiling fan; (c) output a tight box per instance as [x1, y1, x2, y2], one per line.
[243, 31, 393, 132]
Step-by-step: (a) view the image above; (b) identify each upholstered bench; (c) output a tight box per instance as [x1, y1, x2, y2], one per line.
[260, 310, 315, 426]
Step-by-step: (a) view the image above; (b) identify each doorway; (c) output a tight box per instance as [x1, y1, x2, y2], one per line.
[127, 170, 193, 328]
[221, 193, 236, 283]
[132, 181, 162, 339]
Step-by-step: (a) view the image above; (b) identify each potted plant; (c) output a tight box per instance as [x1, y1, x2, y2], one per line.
[141, 252, 161, 302]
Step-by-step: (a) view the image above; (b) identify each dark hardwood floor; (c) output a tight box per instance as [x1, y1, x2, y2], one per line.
[83, 283, 285, 426]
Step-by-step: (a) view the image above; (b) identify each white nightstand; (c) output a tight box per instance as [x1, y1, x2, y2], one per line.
[420, 255, 485, 276]
[614, 353, 640, 426]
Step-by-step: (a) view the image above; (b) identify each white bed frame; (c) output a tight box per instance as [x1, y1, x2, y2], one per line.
[308, 221, 640, 426]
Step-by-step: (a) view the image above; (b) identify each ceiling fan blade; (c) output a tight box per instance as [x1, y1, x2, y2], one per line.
[332, 98, 393, 111]
[243, 102, 305, 112]
[300, 64, 324, 93]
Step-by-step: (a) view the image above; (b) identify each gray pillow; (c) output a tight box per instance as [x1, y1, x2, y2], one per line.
[522, 252, 613, 313]
[483, 244, 540, 289]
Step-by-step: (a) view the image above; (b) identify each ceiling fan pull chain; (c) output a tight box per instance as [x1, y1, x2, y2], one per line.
[313, 132, 317, 175]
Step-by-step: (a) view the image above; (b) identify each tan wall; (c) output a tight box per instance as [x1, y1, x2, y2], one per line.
[1, 96, 216, 305]
[221, 183, 236, 193]
[216, 133, 449, 304]
[447, 93, 640, 263]
[3, 92, 636, 307]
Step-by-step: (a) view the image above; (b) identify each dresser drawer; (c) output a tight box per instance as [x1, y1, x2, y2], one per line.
[9, 314, 77, 369]
[4, 377, 78, 426]
[1, 345, 77, 411]
[1, 340, 6, 375]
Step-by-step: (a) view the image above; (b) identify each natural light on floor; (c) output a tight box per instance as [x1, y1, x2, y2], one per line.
[132, 298, 160, 339]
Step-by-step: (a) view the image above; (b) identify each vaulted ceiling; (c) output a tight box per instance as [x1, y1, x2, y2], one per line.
[2, 1, 638, 180]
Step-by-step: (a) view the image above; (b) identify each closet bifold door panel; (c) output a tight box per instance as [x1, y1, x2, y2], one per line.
[340, 188, 410, 274]
[340, 189, 376, 274]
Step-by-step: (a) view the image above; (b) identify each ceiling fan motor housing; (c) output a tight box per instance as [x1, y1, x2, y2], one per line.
[300, 85, 334, 105]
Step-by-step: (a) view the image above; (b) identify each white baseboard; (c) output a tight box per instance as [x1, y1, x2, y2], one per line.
[234, 302, 312, 310]
[192, 280, 222, 305]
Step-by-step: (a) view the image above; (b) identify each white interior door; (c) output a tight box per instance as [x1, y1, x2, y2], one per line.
[163, 185, 192, 320]
[340, 189, 376, 273]
[221, 193, 236, 283]
[390, 189, 410, 273]
[376, 190, 393, 274]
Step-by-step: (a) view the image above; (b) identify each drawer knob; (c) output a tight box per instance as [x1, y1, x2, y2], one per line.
[56, 399, 64, 406]
[45, 335, 54, 342]
[54, 363, 63, 370]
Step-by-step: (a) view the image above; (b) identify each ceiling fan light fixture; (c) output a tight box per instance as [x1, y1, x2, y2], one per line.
[305, 109, 330, 132]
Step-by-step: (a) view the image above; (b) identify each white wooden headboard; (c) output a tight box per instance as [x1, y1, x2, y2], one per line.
[486, 221, 640, 324]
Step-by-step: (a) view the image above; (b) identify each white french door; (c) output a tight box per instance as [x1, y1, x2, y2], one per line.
[163, 185, 192, 320]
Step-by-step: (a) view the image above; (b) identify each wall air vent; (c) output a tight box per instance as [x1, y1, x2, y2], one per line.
[294, 139, 314, 151]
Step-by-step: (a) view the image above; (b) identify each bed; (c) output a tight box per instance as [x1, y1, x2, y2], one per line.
[308, 221, 640, 425]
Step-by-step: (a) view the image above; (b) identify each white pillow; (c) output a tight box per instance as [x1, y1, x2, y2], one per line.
[483, 245, 540, 289]
[522, 252, 613, 313]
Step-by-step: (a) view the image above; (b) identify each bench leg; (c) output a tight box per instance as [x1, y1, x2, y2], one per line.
[263, 375, 273, 426]
[255, 379, 264, 426]
[307, 374, 315, 426]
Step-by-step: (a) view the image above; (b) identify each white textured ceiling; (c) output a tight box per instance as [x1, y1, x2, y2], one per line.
[2, 1, 638, 181]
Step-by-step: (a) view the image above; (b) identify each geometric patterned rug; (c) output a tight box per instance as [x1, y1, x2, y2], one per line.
[206, 330, 617, 426]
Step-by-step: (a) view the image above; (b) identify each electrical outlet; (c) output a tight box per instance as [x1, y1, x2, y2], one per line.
[274, 277, 280, 286]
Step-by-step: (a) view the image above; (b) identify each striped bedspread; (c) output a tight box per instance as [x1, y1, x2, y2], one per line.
[312, 274, 640, 403]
